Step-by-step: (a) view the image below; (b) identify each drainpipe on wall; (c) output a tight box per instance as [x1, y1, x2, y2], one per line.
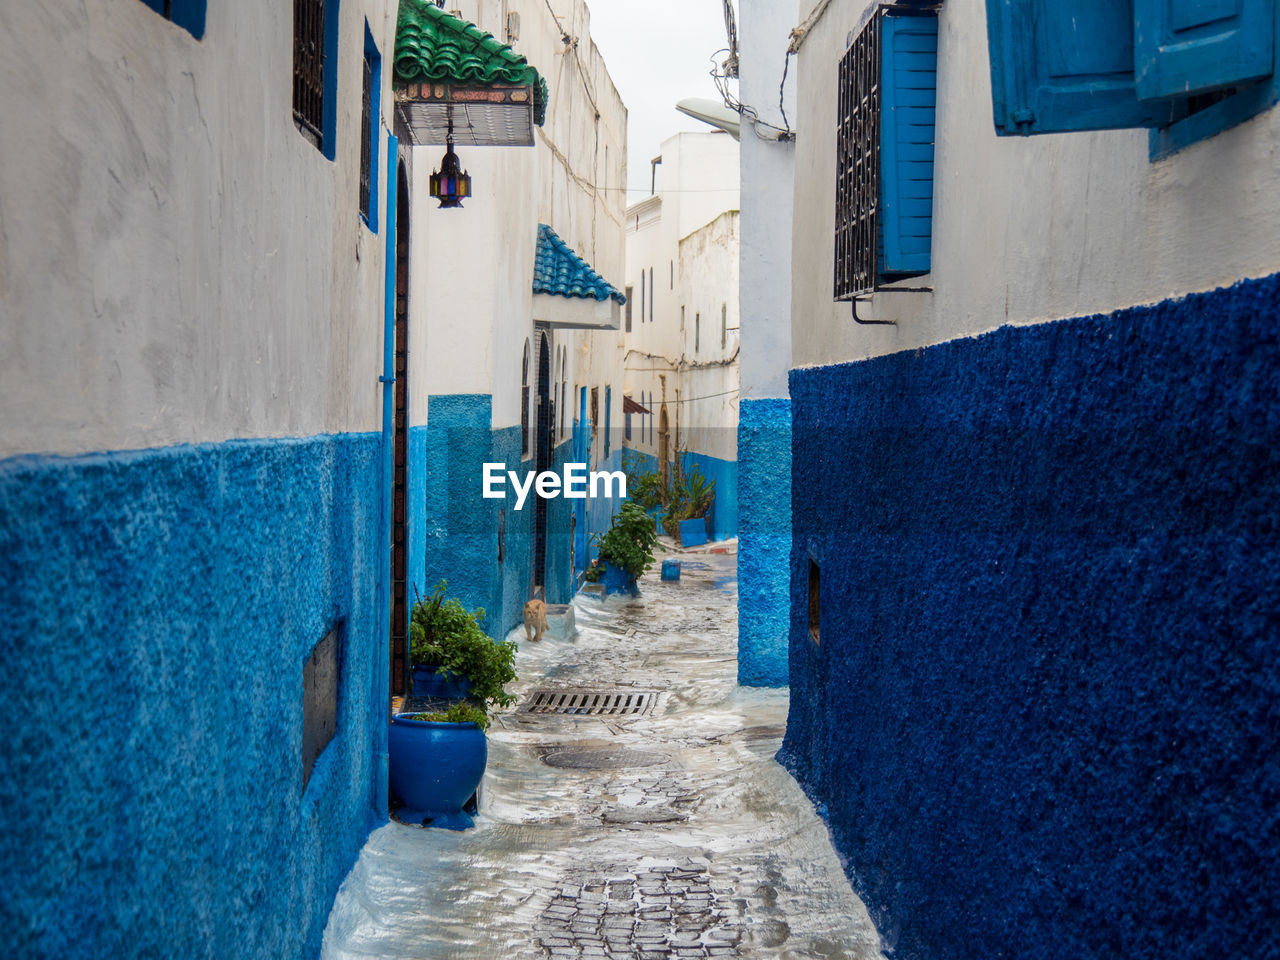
[376, 131, 399, 819]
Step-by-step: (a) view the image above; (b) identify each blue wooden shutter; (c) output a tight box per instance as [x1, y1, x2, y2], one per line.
[1134, 0, 1274, 100]
[879, 10, 937, 276]
[986, 0, 1177, 135]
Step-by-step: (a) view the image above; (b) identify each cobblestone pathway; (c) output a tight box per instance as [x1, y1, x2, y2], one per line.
[322, 547, 883, 960]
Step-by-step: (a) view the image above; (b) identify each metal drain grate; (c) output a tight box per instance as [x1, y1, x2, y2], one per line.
[522, 688, 657, 716]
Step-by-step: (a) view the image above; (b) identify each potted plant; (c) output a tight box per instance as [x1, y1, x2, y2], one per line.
[592, 501, 660, 595]
[408, 582, 516, 703]
[390, 583, 517, 828]
[388, 702, 491, 830]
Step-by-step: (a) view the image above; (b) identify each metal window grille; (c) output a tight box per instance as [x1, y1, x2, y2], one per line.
[834, 13, 880, 299]
[359, 53, 373, 219]
[294, 0, 326, 148]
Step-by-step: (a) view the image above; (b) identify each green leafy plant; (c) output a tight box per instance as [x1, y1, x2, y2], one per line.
[593, 501, 660, 578]
[653, 453, 716, 538]
[402, 702, 491, 730]
[628, 469, 666, 512]
[410, 581, 517, 710]
[582, 559, 604, 583]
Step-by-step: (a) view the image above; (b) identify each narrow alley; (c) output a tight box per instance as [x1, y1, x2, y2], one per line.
[323, 545, 880, 960]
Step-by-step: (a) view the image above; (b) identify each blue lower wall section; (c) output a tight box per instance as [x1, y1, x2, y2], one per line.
[620, 447, 738, 542]
[0, 434, 384, 960]
[417, 395, 574, 638]
[683, 451, 738, 541]
[736, 398, 791, 686]
[782, 273, 1280, 960]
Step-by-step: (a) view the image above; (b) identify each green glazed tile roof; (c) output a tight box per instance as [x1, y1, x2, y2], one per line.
[534, 224, 626, 304]
[395, 0, 548, 126]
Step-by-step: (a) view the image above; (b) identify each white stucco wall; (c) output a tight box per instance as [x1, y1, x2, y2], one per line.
[0, 0, 398, 459]
[406, 0, 627, 435]
[790, 0, 1280, 368]
[738, 0, 798, 401]
[622, 133, 740, 465]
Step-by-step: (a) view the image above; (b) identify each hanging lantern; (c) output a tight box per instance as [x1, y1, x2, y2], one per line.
[429, 137, 472, 209]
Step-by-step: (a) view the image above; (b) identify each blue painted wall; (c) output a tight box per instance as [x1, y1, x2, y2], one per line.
[782, 273, 1280, 960]
[683, 451, 738, 542]
[407, 425, 427, 620]
[0, 434, 383, 960]
[737, 398, 791, 686]
[419, 395, 575, 638]
[621, 447, 738, 542]
[422, 396, 497, 629]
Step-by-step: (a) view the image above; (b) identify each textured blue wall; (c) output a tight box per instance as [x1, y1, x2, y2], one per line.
[407, 425, 427, 621]
[737, 398, 791, 686]
[781, 273, 1280, 960]
[0, 434, 383, 960]
[420, 396, 576, 638]
[422, 396, 496, 628]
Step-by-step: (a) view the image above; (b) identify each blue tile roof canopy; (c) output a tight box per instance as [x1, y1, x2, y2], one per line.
[533, 224, 627, 304]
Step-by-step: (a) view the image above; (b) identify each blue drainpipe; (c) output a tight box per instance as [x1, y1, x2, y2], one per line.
[376, 131, 398, 819]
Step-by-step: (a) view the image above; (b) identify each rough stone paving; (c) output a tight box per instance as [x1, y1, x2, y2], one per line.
[322, 545, 883, 960]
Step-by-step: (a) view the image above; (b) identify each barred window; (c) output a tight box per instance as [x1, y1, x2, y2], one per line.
[359, 51, 373, 220]
[294, 0, 327, 150]
[834, 15, 880, 299]
[138, 0, 206, 39]
[835, 9, 937, 298]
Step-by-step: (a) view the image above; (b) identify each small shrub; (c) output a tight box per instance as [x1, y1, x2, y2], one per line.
[410, 581, 517, 710]
[402, 702, 490, 730]
[594, 501, 660, 578]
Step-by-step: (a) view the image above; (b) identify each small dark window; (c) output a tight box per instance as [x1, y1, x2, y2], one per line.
[294, 0, 327, 150]
[591, 387, 599, 434]
[808, 561, 821, 644]
[695, 313, 700, 353]
[521, 340, 531, 458]
[303, 626, 341, 788]
[497, 508, 506, 564]
[670, 260, 674, 290]
[359, 51, 373, 221]
[625, 411, 632, 440]
[640, 271, 646, 323]
[139, 0, 206, 39]
[625, 286, 633, 332]
[604, 387, 612, 456]
[721, 304, 727, 349]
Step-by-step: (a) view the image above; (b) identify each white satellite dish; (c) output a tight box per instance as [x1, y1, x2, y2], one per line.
[675, 98, 741, 140]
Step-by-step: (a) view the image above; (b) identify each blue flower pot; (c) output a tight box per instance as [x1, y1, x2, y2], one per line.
[602, 561, 638, 596]
[411, 665, 472, 700]
[388, 714, 487, 830]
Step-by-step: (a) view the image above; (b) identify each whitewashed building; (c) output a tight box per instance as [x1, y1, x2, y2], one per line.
[1, 0, 399, 956]
[622, 131, 740, 541]
[390, 0, 628, 682]
[735, 0, 798, 686]
[779, 1, 1280, 959]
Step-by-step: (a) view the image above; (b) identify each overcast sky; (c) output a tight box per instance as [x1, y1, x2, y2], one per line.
[584, 0, 732, 203]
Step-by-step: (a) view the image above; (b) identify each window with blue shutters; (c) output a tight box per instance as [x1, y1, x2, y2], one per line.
[138, 0, 206, 39]
[985, 0, 1278, 155]
[834, 6, 938, 298]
